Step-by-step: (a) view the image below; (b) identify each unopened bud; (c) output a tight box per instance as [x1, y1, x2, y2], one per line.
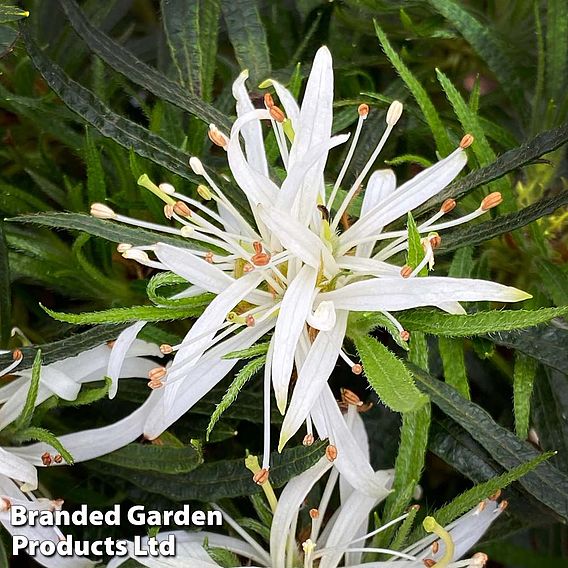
[90, 203, 116, 219]
[253, 468, 269, 485]
[358, 103, 369, 118]
[158, 182, 176, 195]
[441, 198, 456, 213]
[264, 93, 275, 108]
[460, 133, 474, 149]
[173, 200, 192, 217]
[160, 344, 173, 355]
[325, 445, 338, 462]
[269, 105, 286, 123]
[480, 192, 503, 211]
[386, 100, 403, 126]
[197, 184, 212, 200]
[189, 157, 206, 175]
[400, 265, 413, 278]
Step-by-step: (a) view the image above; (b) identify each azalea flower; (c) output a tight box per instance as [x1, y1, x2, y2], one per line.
[107, 406, 504, 568]
[90, 46, 530, 484]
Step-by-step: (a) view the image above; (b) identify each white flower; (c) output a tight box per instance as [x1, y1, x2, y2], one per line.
[107, 408, 503, 568]
[90, 46, 530, 480]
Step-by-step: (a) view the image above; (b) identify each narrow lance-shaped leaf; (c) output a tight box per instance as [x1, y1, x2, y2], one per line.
[398, 305, 568, 337]
[513, 353, 538, 439]
[374, 19, 452, 155]
[58, 0, 230, 129]
[409, 362, 568, 522]
[207, 355, 266, 440]
[0, 220, 11, 347]
[406, 212, 427, 276]
[14, 350, 42, 430]
[354, 334, 428, 413]
[222, 0, 271, 85]
[438, 337, 470, 399]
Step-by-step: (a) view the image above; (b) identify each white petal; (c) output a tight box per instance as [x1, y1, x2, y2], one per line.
[258, 205, 339, 278]
[144, 318, 275, 439]
[307, 300, 337, 332]
[279, 311, 347, 449]
[319, 276, 531, 311]
[167, 271, 264, 373]
[311, 386, 391, 498]
[154, 243, 233, 294]
[0, 448, 37, 489]
[337, 256, 400, 278]
[356, 169, 397, 258]
[270, 456, 333, 568]
[232, 70, 269, 176]
[10, 391, 160, 465]
[39, 367, 81, 401]
[107, 321, 147, 398]
[271, 265, 318, 413]
[339, 148, 467, 252]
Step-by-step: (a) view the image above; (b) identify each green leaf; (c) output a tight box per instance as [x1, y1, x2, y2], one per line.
[419, 120, 568, 213]
[440, 191, 568, 251]
[354, 335, 428, 413]
[428, 0, 523, 109]
[438, 337, 469, 399]
[0, 221, 11, 347]
[382, 404, 431, 534]
[387, 503, 419, 552]
[428, 450, 553, 529]
[207, 356, 266, 440]
[222, 341, 270, 360]
[15, 426, 74, 465]
[513, 354, 538, 439]
[545, 0, 568, 103]
[0, 324, 129, 371]
[42, 299, 211, 325]
[58, 0, 230, 130]
[448, 245, 473, 278]
[14, 350, 42, 430]
[21, 27, 200, 185]
[406, 212, 427, 276]
[222, 0, 271, 85]
[409, 363, 568, 521]
[347, 312, 409, 351]
[11, 212, 196, 251]
[536, 258, 568, 306]
[490, 324, 568, 375]
[398, 306, 568, 337]
[98, 443, 203, 474]
[147, 272, 214, 307]
[88, 442, 326, 502]
[374, 20, 452, 155]
[84, 127, 106, 204]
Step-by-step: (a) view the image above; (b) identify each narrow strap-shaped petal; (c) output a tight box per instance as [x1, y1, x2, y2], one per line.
[311, 386, 392, 498]
[271, 264, 318, 413]
[39, 367, 81, 401]
[232, 70, 269, 176]
[155, 243, 234, 294]
[107, 321, 147, 398]
[278, 310, 347, 448]
[356, 169, 397, 258]
[270, 456, 333, 568]
[337, 256, 400, 277]
[144, 318, 275, 439]
[339, 148, 467, 253]
[0, 448, 37, 489]
[319, 276, 531, 312]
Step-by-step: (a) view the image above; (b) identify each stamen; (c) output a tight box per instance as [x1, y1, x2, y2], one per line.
[400, 330, 410, 342]
[189, 157, 206, 176]
[325, 444, 338, 462]
[148, 367, 167, 382]
[163, 204, 174, 219]
[460, 134, 475, 149]
[197, 184, 212, 200]
[480, 191, 503, 211]
[208, 124, 229, 150]
[386, 100, 404, 126]
[245, 455, 278, 513]
[269, 105, 286, 123]
[116, 243, 132, 253]
[303, 434, 315, 446]
[471, 552, 489, 567]
[441, 199, 457, 213]
[90, 203, 116, 219]
[159, 344, 173, 355]
[173, 200, 192, 218]
[400, 265, 413, 278]
[264, 93, 275, 108]
[341, 388, 363, 406]
[53, 454, 63, 464]
[41, 452, 52, 466]
[358, 103, 369, 118]
[352, 363, 363, 375]
[253, 468, 270, 485]
[158, 182, 175, 195]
